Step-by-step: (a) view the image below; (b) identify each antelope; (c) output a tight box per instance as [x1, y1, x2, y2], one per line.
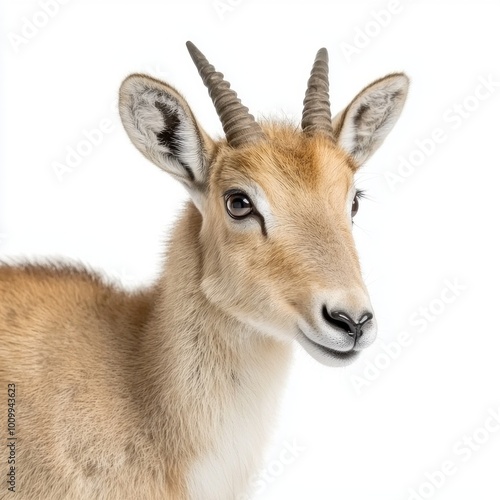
[0, 42, 409, 499]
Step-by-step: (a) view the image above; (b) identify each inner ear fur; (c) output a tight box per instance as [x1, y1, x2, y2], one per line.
[333, 73, 409, 166]
[119, 74, 214, 189]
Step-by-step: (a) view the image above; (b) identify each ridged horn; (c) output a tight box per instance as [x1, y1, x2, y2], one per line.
[301, 48, 335, 142]
[186, 41, 265, 148]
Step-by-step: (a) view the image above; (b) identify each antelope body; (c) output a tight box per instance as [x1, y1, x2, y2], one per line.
[0, 42, 408, 499]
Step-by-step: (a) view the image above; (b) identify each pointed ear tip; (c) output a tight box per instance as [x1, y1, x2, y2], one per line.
[120, 73, 173, 95]
[380, 73, 410, 99]
[119, 74, 147, 104]
[392, 72, 411, 86]
[120, 73, 149, 87]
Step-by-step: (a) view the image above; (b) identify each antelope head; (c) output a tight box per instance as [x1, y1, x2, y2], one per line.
[119, 42, 409, 367]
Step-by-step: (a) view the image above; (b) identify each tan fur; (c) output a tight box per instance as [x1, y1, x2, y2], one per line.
[0, 202, 292, 499]
[0, 61, 408, 498]
[0, 130, 352, 499]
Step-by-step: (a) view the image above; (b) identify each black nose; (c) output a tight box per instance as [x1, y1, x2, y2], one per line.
[322, 307, 373, 341]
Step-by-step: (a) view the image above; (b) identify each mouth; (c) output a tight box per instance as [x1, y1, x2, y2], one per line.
[297, 330, 360, 367]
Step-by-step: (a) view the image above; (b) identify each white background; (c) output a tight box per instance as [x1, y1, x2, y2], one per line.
[1, 1, 500, 499]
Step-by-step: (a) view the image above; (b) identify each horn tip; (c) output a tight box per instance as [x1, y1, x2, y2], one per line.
[186, 41, 200, 59]
[316, 47, 329, 62]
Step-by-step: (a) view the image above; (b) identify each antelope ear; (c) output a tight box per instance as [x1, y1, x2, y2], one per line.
[333, 73, 409, 166]
[119, 74, 213, 190]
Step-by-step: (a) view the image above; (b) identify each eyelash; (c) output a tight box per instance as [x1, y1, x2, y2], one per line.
[355, 189, 366, 200]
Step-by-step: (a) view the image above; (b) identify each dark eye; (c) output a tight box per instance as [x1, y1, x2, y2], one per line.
[351, 196, 359, 218]
[352, 190, 364, 219]
[225, 192, 253, 219]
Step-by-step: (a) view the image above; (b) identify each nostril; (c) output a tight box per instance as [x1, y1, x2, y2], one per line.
[359, 312, 373, 326]
[322, 307, 356, 336]
[322, 307, 374, 340]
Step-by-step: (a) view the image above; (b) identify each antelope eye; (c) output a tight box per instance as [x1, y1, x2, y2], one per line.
[225, 192, 253, 219]
[351, 194, 360, 218]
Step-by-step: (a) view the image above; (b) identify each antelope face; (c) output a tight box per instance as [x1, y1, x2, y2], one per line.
[119, 42, 409, 367]
[202, 134, 378, 367]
